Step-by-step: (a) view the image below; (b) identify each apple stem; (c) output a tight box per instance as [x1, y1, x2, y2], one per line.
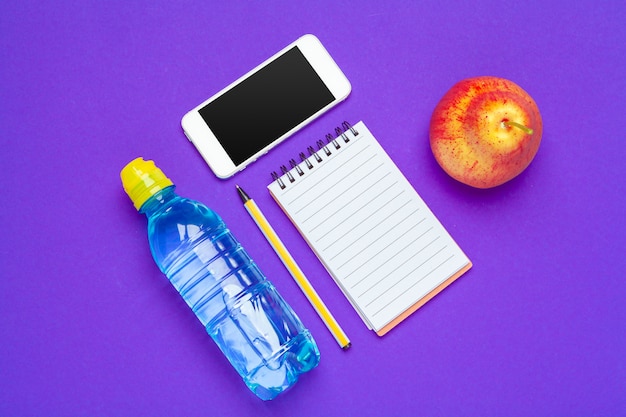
[503, 121, 534, 135]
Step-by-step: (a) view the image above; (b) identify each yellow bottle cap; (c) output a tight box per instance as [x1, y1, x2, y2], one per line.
[120, 157, 174, 210]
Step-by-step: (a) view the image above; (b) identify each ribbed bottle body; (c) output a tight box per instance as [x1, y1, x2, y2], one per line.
[144, 189, 319, 400]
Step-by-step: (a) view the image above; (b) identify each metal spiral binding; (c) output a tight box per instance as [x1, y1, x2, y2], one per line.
[343, 121, 358, 137]
[308, 145, 322, 163]
[270, 171, 285, 189]
[300, 152, 313, 169]
[280, 165, 294, 183]
[317, 139, 331, 156]
[290, 158, 304, 176]
[270, 121, 359, 190]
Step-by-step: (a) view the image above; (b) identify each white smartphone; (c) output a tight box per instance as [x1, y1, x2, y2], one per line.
[181, 34, 352, 179]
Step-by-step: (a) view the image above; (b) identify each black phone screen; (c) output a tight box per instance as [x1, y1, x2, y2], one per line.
[198, 46, 335, 166]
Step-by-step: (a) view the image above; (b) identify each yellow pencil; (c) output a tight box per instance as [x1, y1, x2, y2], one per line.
[236, 185, 351, 350]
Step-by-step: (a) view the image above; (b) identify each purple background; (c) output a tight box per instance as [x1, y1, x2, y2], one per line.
[2, 1, 625, 416]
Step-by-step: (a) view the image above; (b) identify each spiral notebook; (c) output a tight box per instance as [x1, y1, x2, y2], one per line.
[267, 121, 472, 336]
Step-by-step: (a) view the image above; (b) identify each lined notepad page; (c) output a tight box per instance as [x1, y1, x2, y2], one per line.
[268, 121, 471, 335]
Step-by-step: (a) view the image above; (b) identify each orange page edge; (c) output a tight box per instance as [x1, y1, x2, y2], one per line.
[376, 262, 473, 337]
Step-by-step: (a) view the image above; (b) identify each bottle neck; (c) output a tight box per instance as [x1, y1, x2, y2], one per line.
[139, 185, 177, 215]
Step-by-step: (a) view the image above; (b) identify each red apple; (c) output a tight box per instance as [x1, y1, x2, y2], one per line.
[429, 76, 542, 189]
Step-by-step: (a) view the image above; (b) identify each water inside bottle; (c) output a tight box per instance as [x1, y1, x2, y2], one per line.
[152, 197, 319, 399]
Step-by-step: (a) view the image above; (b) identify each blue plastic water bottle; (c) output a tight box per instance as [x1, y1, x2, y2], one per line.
[120, 157, 320, 400]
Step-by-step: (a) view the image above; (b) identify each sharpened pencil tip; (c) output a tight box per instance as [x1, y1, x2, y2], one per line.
[236, 184, 250, 203]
